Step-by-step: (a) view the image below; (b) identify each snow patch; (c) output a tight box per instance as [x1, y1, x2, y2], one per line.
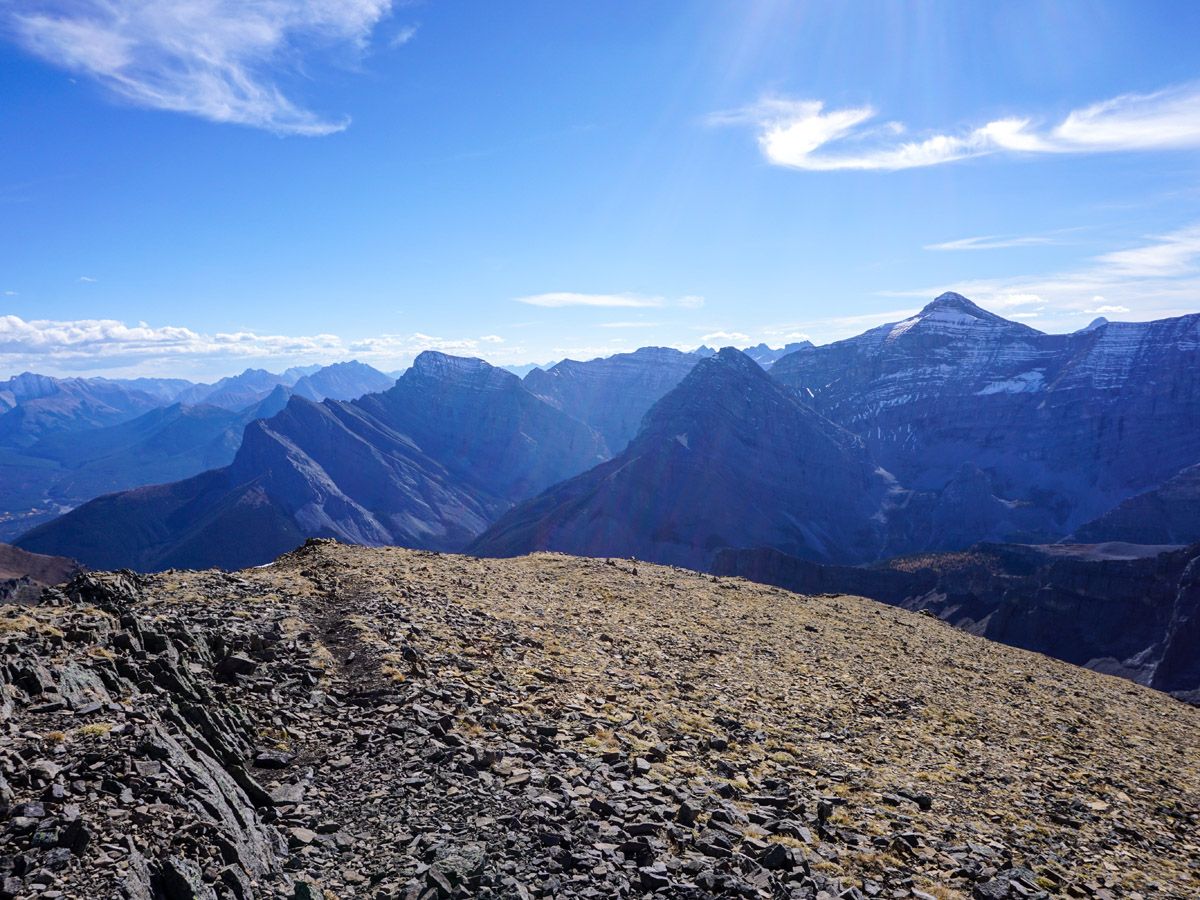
[976, 370, 1045, 395]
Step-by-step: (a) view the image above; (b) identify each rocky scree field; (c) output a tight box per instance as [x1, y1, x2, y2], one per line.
[0, 540, 1197, 900]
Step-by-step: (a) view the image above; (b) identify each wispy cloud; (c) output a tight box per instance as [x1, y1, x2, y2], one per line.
[390, 24, 417, 47]
[8, 1, 395, 135]
[925, 234, 1060, 251]
[78, 275, 97, 283]
[516, 292, 663, 309]
[515, 292, 704, 310]
[712, 83, 1200, 171]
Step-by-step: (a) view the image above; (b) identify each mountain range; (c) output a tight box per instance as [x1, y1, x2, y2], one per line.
[19, 295, 1200, 570]
[10, 294, 1200, 696]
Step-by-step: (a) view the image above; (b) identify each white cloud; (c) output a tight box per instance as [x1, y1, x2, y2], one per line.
[516, 292, 664, 309]
[700, 330, 751, 345]
[925, 234, 1058, 251]
[1086, 304, 1130, 315]
[78, 275, 97, 283]
[677, 295, 706, 309]
[9, 0, 395, 135]
[712, 83, 1200, 171]
[3, 291, 16, 296]
[0, 314, 521, 376]
[0, 315, 340, 364]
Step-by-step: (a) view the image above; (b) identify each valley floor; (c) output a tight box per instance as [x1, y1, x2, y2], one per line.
[1, 541, 1197, 898]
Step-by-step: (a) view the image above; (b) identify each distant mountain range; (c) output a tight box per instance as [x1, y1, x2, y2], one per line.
[0, 361, 394, 539]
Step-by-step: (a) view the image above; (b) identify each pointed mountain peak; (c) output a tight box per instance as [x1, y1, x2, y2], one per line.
[662, 347, 783, 410]
[921, 291, 987, 316]
[1079, 316, 1109, 332]
[887, 292, 1035, 335]
[707, 346, 769, 377]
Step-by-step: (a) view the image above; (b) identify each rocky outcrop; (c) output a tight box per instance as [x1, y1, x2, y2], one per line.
[1154, 554, 1200, 702]
[4, 542, 1199, 898]
[473, 348, 894, 569]
[0, 571, 289, 898]
[714, 541, 1200, 702]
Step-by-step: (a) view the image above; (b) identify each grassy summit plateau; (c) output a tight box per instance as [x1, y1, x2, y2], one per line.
[1, 540, 1197, 899]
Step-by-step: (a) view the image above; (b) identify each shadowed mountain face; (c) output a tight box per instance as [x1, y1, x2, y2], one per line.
[18, 353, 607, 570]
[523, 347, 701, 453]
[713, 541, 1200, 703]
[1074, 463, 1200, 545]
[359, 353, 607, 501]
[472, 348, 893, 569]
[0, 363, 395, 541]
[771, 293, 1200, 542]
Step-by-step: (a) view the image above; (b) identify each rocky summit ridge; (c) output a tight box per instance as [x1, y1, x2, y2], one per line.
[1, 540, 1197, 900]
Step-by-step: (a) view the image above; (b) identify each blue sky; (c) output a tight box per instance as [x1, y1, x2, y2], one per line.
[3, 0, 1200, 379]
